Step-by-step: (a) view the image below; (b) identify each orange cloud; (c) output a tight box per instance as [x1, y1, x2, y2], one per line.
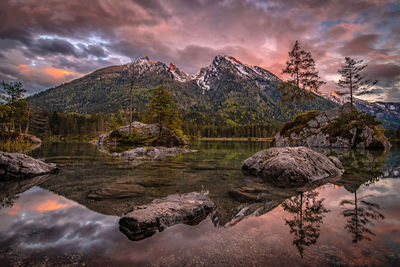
[44, 67, 75, 78]
[18, 64, 32, 73]
[17, 64, 79, 82]
[37, 201, 68, 212]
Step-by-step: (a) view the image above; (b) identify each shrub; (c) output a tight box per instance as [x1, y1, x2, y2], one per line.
[280, 110, 319, 136]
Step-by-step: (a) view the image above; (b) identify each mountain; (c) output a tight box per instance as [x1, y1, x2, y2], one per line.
[326, 92, 400, 129]
[28, 55, 337, 125]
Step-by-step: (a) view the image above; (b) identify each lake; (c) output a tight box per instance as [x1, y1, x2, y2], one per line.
[1, 141, 399, 266]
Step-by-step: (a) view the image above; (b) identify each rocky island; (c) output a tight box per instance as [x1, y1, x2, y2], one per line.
[96, 121, 194, 162]
[275, 103, 391, 150]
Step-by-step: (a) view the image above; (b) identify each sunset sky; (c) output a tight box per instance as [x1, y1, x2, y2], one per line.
[0, 0, 399, 102]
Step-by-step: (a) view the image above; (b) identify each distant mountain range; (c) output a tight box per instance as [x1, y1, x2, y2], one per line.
[29, 55, 399, 128]
[28, 55, 335, 125]
[325, 93, 400, 129]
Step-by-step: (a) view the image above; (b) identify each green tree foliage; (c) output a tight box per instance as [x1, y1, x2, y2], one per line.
[0, 81, 29, 132]
[336, 57, 378, 107]
[144, 85, 182, 134]
[279, 40, 326, 112]
[28, 62, 336, 127]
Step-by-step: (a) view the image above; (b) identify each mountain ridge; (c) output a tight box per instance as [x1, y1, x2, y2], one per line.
[28, 55, 337, 125]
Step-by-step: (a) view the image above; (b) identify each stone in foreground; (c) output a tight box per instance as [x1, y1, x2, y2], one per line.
[0, 151, 58, 179]
[242, 147, 344, 186]
[119, 192, 215, 241]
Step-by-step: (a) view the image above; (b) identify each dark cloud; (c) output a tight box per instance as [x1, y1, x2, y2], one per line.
[355, 88, 384, 96]
[0, 27, 33, 46]
[30, 38, 80, 57]
[340, 34, 381, 56]
[0, 0, 398, 101]
[83, 44, 107, 58]
[367, 63, 400, 83]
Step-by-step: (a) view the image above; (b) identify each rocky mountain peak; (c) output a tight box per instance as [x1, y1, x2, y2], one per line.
[169, 62, 191, 82]
[195, 54, 280, 92]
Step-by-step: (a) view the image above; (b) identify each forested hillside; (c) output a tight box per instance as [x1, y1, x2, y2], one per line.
[29, 56, 337, 126]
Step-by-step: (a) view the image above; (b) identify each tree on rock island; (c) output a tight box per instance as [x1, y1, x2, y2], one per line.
[0, 81, 28, 132]
[336, 57, 378, 108]
[144, 85, 182, 135]
[279, 40, 325, 113]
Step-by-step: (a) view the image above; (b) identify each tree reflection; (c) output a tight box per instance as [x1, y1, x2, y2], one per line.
[340, 190, 384, 243]
[282, 190, 329, 257]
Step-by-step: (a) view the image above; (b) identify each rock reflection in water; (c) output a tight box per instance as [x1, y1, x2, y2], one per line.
[0, 174, 53, 210]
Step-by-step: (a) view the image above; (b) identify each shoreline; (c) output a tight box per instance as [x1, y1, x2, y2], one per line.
[196, 137, 273, 142]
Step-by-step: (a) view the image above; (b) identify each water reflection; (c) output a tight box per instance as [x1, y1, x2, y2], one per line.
[0, 141, 399, 265]
[340, 190, 385, 243]
[0, 174, 53, 210]
[282, 191, 329, 257]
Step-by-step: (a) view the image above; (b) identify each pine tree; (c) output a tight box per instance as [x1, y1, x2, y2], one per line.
[128, 58, 138, 134]
[0, 81, 28, 132]
[144, 85, 182, 135]
[279, 40, 325, 113]
[336, 57, 378, 107]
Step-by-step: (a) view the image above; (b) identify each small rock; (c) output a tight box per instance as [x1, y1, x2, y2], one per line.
[88, 184, 145, 199]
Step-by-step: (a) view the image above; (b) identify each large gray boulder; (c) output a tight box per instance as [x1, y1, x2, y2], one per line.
[119, 192, 215, 241]
[275, 103, 391, 150]
[0, 151, 58, 179]
[242, 147, 344, 186]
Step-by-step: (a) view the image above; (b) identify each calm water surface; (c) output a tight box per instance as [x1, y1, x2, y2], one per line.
[0, 141, 399, 266]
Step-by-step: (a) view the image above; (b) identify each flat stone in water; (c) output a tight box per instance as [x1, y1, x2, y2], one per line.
[87, 184, 145, 199]
[119, 192, 215, 241]
[137, 178, 176, 187]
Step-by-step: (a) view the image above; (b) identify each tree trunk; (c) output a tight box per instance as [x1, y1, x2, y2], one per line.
[349, 69, 353, 110]
[129, 81, 133, 134]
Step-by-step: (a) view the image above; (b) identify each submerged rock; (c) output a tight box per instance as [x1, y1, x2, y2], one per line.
[275, 103, 391, 150]
[242, 147, 344, 186]
[87, 184, 145, 199]
[119, 192, 215, 241]
[115, 146, 195, 160]
[0, 151, 58, 179]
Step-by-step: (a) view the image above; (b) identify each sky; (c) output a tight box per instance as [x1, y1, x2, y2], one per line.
[0, 0, 399, 102]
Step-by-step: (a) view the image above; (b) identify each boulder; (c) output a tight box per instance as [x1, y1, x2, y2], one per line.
[0, 151, 58, 179]
[242, 147, 344, 186]
[119, 192, 215, 241]
[97, 121, 187, 146]
[275, 103, 391, 150]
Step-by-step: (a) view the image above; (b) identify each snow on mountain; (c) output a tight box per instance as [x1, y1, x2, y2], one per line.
[324, 92, 400, 128]
[169, 63, 191, 82]
[194, 55, 280, 92]
[123, 56, 192, 82]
